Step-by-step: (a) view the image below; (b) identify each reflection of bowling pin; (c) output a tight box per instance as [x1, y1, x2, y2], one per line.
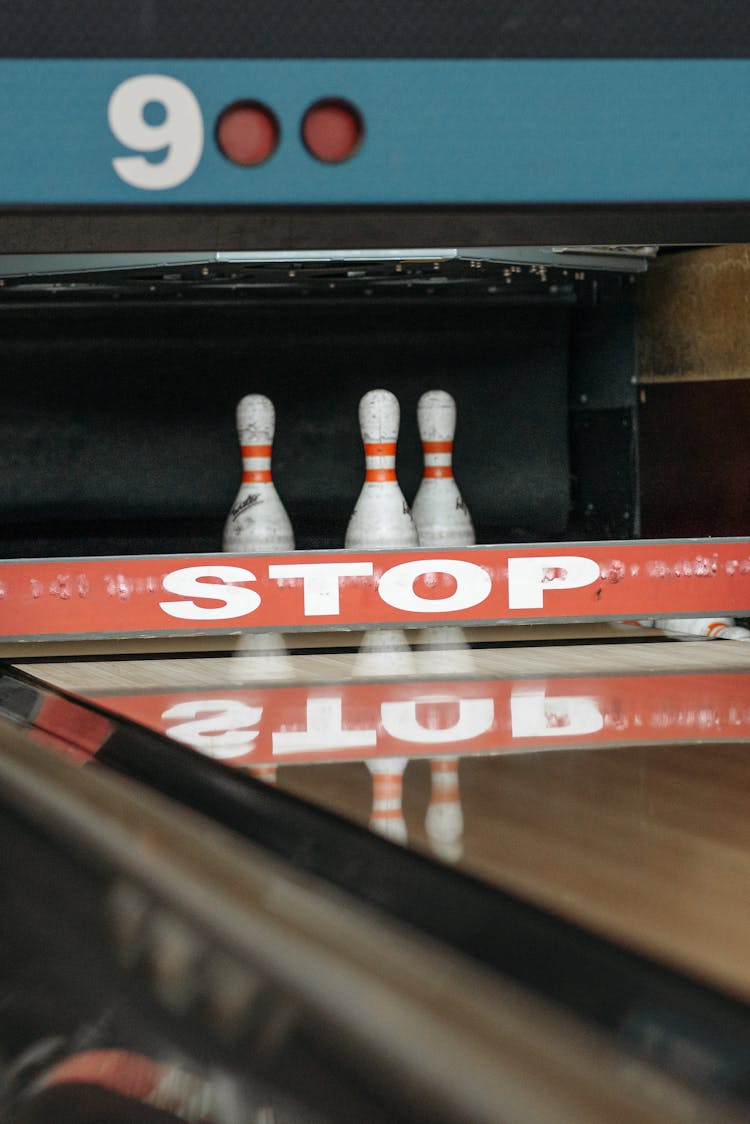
[351, 627, 417, 678]
[412, 624, 477, 678]
[223, 394, 294, 552]
[346, 391, 417, 844]
[345, 389, 418, 549]
[413, 625, 471, 862]
[222, 396, 294, 779]
[368, 757, 409, 843]
[353, 629, 416, 845]
[412, 389, 475, 548]
[228, 631, 297, 684]
[627, 616, 750, 641]
[246, 763, 278, 786]
[426, 757, 464, 863]
[228, 632, 296, 784]
[412, 411, 472, 861]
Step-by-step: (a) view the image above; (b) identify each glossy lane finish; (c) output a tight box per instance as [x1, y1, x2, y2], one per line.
[13, 625, 750, 1004]
[280, 740, 750, 1003]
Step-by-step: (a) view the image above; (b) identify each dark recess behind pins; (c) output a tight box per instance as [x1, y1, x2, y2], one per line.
[1, 302, 572, 556]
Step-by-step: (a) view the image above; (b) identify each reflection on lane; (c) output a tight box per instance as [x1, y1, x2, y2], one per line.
[11, 653, 750, 1101]
[90, 667, 750, 767]
[12, 633, 750, 876]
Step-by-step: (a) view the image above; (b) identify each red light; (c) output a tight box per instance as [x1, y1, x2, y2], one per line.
[216, 101, 279, 166]
[302, 99, 364, 163]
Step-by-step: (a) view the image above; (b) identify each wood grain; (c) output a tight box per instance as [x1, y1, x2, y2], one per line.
[280, 741, 750, 1003]
[638, 245, 750, 384]
[17, 628, 750, 1004]
[16, 635, 750, 693]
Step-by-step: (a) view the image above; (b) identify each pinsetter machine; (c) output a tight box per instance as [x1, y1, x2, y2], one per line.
[3, 4, 750, 1122]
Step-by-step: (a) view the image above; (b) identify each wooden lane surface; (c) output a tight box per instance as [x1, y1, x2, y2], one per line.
[10, 625, 750, 694]
[12, 624, 750, 1003]
[0, 621, 638, 662]
[279, 741, 750, 1006]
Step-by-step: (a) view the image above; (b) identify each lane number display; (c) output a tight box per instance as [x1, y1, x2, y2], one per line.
[108, 75, 204, 190]
[108, 75, 364, 189]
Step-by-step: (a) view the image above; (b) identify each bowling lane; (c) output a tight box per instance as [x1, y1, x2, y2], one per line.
[11, 622, 750, 694]
[12, 623, 750, 1006]
[281, 744, 750, 1002]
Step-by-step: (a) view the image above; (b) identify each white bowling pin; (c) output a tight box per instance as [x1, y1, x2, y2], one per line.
[425, 757, 464, 863]
[412, 414, 470, 863]
[626, 617, 750, 641]
[412, 389, 475, 548]
[346, 394, 416, 842]
[345, 389, 418, 550]
[223, 394, 294, 552]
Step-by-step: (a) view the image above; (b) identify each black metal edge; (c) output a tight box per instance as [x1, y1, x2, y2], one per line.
[0, 205, 749, 254]
[1, 0, 750, 59]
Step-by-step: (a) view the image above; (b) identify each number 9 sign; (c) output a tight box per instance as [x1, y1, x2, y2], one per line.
[108, 75, 204, 190]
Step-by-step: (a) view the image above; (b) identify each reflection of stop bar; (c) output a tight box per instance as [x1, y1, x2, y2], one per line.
[2, 539, 750, 639]
[97, 672, 750, 767]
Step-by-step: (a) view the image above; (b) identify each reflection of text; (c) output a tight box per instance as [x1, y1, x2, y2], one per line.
[122, 673, 750, 766]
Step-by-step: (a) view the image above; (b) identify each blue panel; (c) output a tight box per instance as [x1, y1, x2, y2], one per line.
[1, 60, 750, 204]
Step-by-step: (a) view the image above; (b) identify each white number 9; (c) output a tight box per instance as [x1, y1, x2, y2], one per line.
[108, 74, 204, 190]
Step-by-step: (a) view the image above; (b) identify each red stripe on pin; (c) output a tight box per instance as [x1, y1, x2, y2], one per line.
[241, 444, 273, 457]
[242, 470, 273, 483]
[366, 468, 397, 482]
[364, 442, 397, 457]
[435, 786, 460, 802]
[424, 466, 454, 478]
[423, 440, 453, 453]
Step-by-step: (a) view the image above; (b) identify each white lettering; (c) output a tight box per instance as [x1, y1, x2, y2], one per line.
[109, 75, 204, 190]
[163, 699, 261, 759]
[378, 559, 491, 615]
[510, 690, 604, 737]
[381, 695, 494, 744]
[272, 697, 377, 755]
[159, 565, 260, 621]
[507, 555, 600, 610]
[268, 561, 373, 615]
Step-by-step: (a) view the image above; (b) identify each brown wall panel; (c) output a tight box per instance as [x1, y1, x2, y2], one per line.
[639, 380, 750, 537]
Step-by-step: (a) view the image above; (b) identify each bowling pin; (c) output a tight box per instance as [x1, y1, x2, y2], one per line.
[345, 389, 418, 550]
[229, 631, 297, 684]
[346, 392, 417, 842]
[409, 634, 471, 861]
[368, 757, 409, 843]
[412, 624, 478, 678]
[411, 410, 471, 862]
[425, 757, 464, 863]
[223, 400, 294, 785]
[232, 635, 287, 785]
[223, 394, 294, 552]
[412, 389, 475, 548]
[625, 617, 750, 641]
[351, 630, 416, 845]
[351, 626, 418, 678]
[229, 634, 291, 784]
